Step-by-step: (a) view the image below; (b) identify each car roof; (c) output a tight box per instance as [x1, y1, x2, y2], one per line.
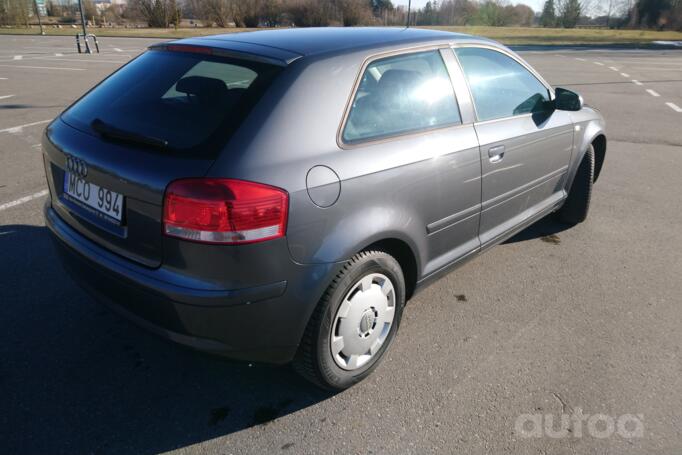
[170, 27, 492, 65]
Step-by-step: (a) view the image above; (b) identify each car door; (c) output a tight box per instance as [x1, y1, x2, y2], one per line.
[453, 46, 575, 246]
[332, 48, 482, 278]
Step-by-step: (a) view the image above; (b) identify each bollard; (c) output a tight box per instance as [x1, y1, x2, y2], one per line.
[88, 34, 100, 53]
[84, 35, 92, 54]
[75, 33, 101, 54]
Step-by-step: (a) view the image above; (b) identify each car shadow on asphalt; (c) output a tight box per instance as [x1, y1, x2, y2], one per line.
[0, 224, 334, 455]
[503, 215, 572, 244]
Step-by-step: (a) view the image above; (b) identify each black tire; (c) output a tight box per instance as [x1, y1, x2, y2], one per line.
[293, 250, 405, 391]
[557, 144, 595, 225]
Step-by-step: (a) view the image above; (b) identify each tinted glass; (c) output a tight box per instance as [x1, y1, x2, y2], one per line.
[62, 49, 280, 156]
[455, 47, 550, 122]
[343, 50, 461, 143]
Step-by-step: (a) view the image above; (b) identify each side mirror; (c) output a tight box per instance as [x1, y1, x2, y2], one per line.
[554, 87, 583, 111]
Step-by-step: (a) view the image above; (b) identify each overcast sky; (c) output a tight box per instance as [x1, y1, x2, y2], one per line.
[394, 0, 545, 13]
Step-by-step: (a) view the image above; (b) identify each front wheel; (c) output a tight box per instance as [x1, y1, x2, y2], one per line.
[293, 250, 405, 390]
[557, 144, 595, 225]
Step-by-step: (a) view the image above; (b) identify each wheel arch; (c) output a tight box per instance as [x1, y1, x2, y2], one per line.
[360, 237, 419, 301]
[566, 126, 606, 195]
[592, 134, 607, 183]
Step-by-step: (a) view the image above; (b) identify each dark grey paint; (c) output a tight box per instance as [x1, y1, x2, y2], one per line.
[43, 28, 606, 364]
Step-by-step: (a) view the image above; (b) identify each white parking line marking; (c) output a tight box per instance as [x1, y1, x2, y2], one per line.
[622, 66, 682, 72]
[0, 77, 7, 80]
[0, 94, 14, 100]
[0, 64, 85, 71]
[113, 48, 123, 52]
[0, 190, 49, 212]
[54, 53, 63, 57]
[632, 80, 643, 86]
[0, 119, 51, 134]
[666, 102, 682, 113]
[13, 55, 22, 60]
[575, 57, 586, 61]
[646, 89, 660, 97]
[593, 62, 605, 66]
[620, 72, 630, 77]
[609, 66, 619, 71]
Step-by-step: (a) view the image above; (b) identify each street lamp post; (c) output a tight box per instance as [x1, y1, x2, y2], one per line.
[406, 0, 411, 27]
[77, 0, 91, 53]
[33, 0, 44, 35]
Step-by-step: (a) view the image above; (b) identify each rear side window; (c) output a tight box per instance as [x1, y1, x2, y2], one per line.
[454, 47, 550, 122]
[62, 49, 280, 156]
[342, 50, 461, 144]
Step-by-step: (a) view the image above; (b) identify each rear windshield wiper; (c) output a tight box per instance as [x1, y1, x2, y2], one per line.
[91, 118, 169, 150]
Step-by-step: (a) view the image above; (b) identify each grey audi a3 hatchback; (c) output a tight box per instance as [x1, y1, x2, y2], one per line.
[43, 27, 606, 390]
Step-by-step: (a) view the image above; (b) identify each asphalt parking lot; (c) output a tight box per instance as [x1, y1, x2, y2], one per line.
[1, 34, 681, 454]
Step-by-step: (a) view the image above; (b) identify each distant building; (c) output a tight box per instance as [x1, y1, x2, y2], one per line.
[94, 0, 126, 13]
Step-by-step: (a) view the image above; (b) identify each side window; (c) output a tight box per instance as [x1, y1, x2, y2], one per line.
[342, 50, 461, 144]
[455, 47, 551, 122]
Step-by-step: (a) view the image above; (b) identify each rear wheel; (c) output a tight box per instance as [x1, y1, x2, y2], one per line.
[557, 144, 595, 225]
[293, 250, 405, 390]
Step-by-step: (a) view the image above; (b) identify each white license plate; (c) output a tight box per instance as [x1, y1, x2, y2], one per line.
[63, 172, 123, 223]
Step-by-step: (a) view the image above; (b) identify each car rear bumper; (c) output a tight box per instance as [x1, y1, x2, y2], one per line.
[45, 202, 340, 364]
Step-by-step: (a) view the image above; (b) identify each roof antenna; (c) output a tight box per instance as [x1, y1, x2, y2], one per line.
[406, 0, 411, 28]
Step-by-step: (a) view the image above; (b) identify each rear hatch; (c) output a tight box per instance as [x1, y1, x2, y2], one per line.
[43, 44, 283, 268]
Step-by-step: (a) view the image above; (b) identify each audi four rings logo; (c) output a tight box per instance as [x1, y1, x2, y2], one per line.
[66, 154, 88, 178]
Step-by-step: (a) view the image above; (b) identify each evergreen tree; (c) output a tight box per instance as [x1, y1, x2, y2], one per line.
[636, 0, 672, 28]
[540, 0, 556, 27]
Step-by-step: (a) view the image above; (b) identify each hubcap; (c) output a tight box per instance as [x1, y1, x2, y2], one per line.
[330, 273, 396, 371]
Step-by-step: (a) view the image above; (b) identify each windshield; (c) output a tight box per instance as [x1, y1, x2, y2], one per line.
[61, 49, 280, 156]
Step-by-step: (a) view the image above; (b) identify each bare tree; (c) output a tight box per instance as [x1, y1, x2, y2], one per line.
[556, 0, 582, 27]
[508, 3, 535, 25]
[200, 0, 230, 26]
[128, 0, 181, 27]
[0, 0, 31, 27]
[259, 0, 283, 26]
[439, 0, 478, 25]
[339, 0, 373, 26]
[285, 0, 335, 27]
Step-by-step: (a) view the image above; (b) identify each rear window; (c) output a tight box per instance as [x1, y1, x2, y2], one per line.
[61, 49, 280, 156]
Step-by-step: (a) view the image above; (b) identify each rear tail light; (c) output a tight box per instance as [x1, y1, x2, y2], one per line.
[163, 179, 288, 245]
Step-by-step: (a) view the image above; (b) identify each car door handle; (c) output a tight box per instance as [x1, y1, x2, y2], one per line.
[488, 145, 505, 163]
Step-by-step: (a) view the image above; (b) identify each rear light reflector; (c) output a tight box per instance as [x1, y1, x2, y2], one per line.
[163, 179, 288, 244]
